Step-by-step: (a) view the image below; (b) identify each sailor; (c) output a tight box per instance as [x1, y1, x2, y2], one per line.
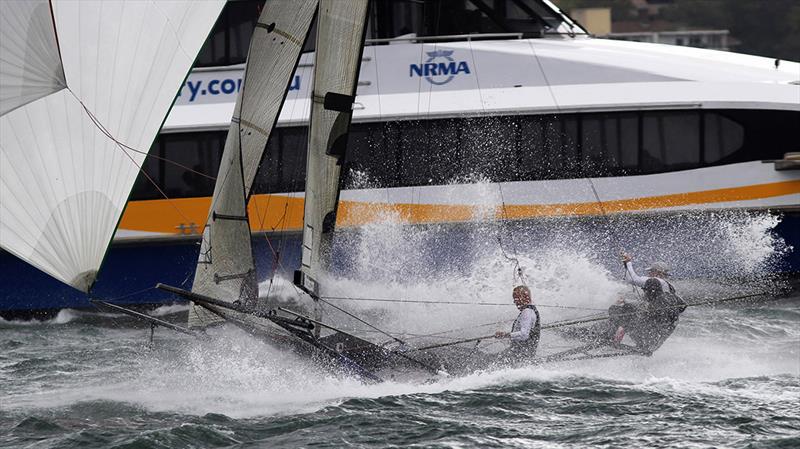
[494, 285, 541, 364]
[621, 253, 673, 294]
[611, 254, 688, 354]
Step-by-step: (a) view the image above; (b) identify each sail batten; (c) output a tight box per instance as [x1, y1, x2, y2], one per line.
[188, 0, 318, 327]
[0, 1, 225, 292]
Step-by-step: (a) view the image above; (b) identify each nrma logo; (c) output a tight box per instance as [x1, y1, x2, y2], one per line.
[409, 50, 470, 85]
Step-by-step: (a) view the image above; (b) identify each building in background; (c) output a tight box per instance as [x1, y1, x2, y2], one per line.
[610, 29, 731, 51]
[569, 7, 611, 36]
[569, 2, 732, 51]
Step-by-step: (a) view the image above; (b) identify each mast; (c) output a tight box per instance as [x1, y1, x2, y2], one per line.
[295, 0, 370, 330]
[0, 0, 224, 293]
[188, 0, 318, 328]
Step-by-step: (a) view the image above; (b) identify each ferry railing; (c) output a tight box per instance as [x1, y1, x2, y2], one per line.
[365, 32, 524, 44]
[191, 33, 530, 73]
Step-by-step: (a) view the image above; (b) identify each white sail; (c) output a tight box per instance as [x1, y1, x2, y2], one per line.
[0, 0, 65, 116]
[189, 0, 319, 327]
[298, 0, 369, 296]
[0, 1, 224, 292]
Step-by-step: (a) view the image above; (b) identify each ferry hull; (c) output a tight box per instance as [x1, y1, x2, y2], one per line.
[2, 210, 799, 318]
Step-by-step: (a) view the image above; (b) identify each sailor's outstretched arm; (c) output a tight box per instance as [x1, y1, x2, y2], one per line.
[509, 309, 534, 341]
[624, 260, 648, 288]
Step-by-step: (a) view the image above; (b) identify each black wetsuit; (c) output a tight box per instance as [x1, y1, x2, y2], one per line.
[609, 280, 687, 355]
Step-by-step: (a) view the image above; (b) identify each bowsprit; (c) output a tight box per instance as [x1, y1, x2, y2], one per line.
[409, 50, 471, 85]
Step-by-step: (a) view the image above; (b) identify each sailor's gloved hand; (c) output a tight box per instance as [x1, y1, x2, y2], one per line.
[621, 253, 632, 264]
[495, 331, 509, 338]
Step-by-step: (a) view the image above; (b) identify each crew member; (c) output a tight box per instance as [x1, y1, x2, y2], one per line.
[495, 285, 541, 364]
[621, 253, 674, 294]
[612, 254, 687, 354]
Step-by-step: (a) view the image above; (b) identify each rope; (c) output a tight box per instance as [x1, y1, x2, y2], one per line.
[319, 295, 606, 310]
[93, 286, 156, 304]
[316, 296, 410, 346]
[69, 89, 216, 180]
[585, 177, 642, 301]
[67, 88, 205, 231]
[496, 182, 526, 285]
[408, 291, 769, 352]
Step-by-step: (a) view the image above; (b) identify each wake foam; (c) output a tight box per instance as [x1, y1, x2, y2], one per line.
[0, 309, 78, 326]
[4, 196, 794, 419]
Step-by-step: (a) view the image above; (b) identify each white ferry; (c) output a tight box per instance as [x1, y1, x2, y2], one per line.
[3, 0, 799, 318]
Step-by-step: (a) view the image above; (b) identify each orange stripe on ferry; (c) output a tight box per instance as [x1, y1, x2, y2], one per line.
[118, 180, 800, 235]
[500, 180, 800, 219]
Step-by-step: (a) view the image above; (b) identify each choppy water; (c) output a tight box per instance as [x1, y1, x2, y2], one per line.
[1, 293, 798, 448]
[2, 211, 800, 448]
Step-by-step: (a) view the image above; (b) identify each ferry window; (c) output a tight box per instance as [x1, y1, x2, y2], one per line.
[617, 114, 639, 170]
[372, 0, 425, 39]
[195, 0, 265, 68]
[198, 18, 227, 67]
[253, 134, 282, 194]
[581, 115, 607, 175]
[381, 122, 403, 187]
[461, 116, 517, 182]
[130, 110, 797, 202]
[344, 126, 371, 187]
[130, 141, 162, 201]
[704, 112, 744, 164]
[642, 112, 700, 172]
[252, 127, 308, 194]
[371, 0, 564, 39]
[518, 116, 549, 180]
[279, 127, 308, 193]
[502, 0, 565, 34]
[399, 120, 439, 185]
[543, 116, 580, 178]
[303, 15, 318, 52]
[345, 124, 400, 188]
[160, 132, 223, 199]
[434, 1, 505, 36]
[505, 116, 523, 181]
[580, 113, 638, 175]
[425, 119, 464, 183]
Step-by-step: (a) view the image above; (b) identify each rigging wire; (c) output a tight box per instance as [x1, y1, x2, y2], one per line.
[68, 88, 199, 229]
[319, 295, 606, 310]
[69, 80, 239, 327]
[585, 176, 642, 301]
[495, 182, 526, 285]
[316, 296, 411, 346]
[407, 291, 769, 352]
[527, 39, 639, 298]
[373, 318, 516, 345]
[254, 37, 313, 300]
[92, 286, 156, 304]
[68, 89, 216, 181]
[68, 85, 217, 293]
[461, 24, 527, 286]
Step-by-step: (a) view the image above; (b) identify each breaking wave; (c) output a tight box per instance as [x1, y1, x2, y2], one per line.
[0, 309, 79, 326]
[1, 180, 796, 447]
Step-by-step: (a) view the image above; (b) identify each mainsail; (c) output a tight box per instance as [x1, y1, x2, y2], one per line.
[189, 0, 318, 327]
[296, 0, 370, 305]
[0, 0, 224, 292]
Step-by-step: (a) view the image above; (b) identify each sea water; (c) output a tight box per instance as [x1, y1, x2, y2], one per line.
[1, 211, 798, 448]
